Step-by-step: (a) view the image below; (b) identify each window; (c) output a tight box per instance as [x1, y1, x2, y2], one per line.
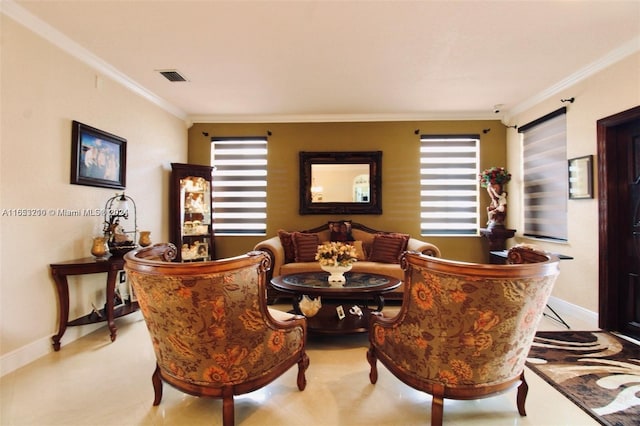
[211, 137, 267, 236]
[518, 107, 568, 241]
[420, 135, 480, 235]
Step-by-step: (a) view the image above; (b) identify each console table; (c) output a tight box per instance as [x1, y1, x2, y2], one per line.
[50, 256, 138, 351]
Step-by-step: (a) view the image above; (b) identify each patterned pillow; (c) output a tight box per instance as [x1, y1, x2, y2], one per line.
[292, 232, 320, 262]
[329, 220, 354, 242]
[277, 229, 296, 263]
[368, 233, 410, 264]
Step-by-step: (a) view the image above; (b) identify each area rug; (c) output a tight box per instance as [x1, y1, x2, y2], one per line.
[526, 330, 640, 426]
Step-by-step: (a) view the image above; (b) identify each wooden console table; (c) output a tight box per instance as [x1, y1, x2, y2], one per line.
[50, 256, 138, 351]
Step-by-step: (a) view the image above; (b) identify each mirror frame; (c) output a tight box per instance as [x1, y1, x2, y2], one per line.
[299, 151, 382, 215]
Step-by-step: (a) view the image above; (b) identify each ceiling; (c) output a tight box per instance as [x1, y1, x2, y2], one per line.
[4, 0, 640, 123]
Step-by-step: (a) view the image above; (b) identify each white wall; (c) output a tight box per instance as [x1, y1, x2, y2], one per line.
[0, 16, 187, 373]
[506, 52, 640, 313]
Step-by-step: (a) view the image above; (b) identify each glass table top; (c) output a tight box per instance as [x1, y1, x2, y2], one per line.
[279, 272, 393, 289]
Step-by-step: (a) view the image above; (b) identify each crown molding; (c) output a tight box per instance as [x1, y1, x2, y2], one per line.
[189, 111, 499, 124]
[1, 0, 188, 122]
[507, 35, 640, 120]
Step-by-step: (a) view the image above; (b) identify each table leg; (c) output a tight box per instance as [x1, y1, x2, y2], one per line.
[51, 271, 69, 351]
[374, 294, 385, 312]
[106, 267, 118, 342]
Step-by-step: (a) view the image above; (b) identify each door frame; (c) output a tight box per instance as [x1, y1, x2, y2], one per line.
[597, 105, 640, 331]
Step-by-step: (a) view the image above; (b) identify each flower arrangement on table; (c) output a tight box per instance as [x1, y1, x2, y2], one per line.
[478, 166, 511, 188]
[315, 241, 358, 267]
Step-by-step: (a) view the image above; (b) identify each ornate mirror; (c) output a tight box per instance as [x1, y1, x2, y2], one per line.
[299, 151, 382, 215]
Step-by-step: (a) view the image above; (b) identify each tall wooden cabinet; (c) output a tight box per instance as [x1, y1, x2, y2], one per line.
[170, 163, 215, 262]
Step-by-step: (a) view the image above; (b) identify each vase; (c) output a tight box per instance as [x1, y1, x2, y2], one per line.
[91, 237, 109, 259]
[320, 264, 352, 285]
[139, 231, 152, 247]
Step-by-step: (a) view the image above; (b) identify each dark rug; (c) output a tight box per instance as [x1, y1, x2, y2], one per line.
[526, 330, 640, 426]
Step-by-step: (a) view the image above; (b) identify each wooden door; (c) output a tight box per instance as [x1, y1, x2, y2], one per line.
[598, 106, 640, 339]
[629, 173, 640, 337]
[623, 120, 640, 338]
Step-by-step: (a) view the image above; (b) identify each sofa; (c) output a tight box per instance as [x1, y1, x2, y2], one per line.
[253, 221, 441, 302]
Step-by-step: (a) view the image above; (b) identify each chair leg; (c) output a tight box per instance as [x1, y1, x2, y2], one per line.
[297, 351, 310, 391]
[152, 364, 163, 406]
[366, 346, 378, 384]
[430, 383, 444, 426]
[222, 388, 234, 426]
[517, 371, 528, 416]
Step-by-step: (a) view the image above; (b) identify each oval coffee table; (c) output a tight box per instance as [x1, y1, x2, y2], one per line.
[270, 271, 401, 334]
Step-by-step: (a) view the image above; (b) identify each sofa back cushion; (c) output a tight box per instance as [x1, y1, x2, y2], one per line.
[368, 233, 409, 264]
[292, 232, 321, 262]
[351, 229, 374, 256]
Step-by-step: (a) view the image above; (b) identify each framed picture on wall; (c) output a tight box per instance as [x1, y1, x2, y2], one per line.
[70, 120, 127, 189]
[568, 155, 594, 199]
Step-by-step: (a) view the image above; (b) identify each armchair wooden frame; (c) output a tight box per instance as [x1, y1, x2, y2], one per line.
[124, 243, 309, 426]
[367, 247, 560, 426]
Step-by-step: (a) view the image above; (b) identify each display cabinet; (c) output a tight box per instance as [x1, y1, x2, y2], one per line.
[170, 163, 215, 262]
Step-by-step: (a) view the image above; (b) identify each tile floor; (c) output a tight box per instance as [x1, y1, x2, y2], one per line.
[1, 302, 601, 426]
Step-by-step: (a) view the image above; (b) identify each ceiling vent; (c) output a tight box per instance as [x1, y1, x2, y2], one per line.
[157, 70, 188, 82]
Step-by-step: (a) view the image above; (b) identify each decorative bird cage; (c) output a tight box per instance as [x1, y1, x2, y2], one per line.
[103, 192, 137, 256]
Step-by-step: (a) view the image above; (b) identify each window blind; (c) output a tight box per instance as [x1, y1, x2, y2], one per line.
[518, 107, 568, 241]
[211, 137, 267, 236]
[420, 135, 480, 235]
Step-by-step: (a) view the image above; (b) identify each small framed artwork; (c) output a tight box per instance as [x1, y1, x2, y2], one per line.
[568, 155, 594, 199]
[336, 305, 346, 320]
[71, 120, 126, 189]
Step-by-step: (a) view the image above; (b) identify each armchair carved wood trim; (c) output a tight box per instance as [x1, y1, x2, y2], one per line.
[367, 247, 560, 426]
[124, 243, 309, 426]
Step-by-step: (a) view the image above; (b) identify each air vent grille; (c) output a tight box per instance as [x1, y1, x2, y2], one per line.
[157, 70, 188, 82]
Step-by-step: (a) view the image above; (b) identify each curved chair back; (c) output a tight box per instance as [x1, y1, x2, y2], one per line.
[124, 243, 308, 426]
[368, 248, 559, 425]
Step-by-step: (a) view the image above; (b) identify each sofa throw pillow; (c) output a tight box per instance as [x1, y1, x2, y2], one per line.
[292, 232, 320, 262]
[277, 229, 296, 264]
[351, 240, 367, 260]
[329, 220, 354, 242]
[368, 233, 410, 264]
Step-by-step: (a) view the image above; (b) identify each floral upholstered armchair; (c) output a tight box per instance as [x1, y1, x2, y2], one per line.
[367, 247, 560, 426]
[124, 243, 309, 426]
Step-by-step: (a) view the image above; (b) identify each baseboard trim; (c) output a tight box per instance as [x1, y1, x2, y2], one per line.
[1, 323, 102, 377]
[0, 335, 52, 377]
[546, 296, 599, 329]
